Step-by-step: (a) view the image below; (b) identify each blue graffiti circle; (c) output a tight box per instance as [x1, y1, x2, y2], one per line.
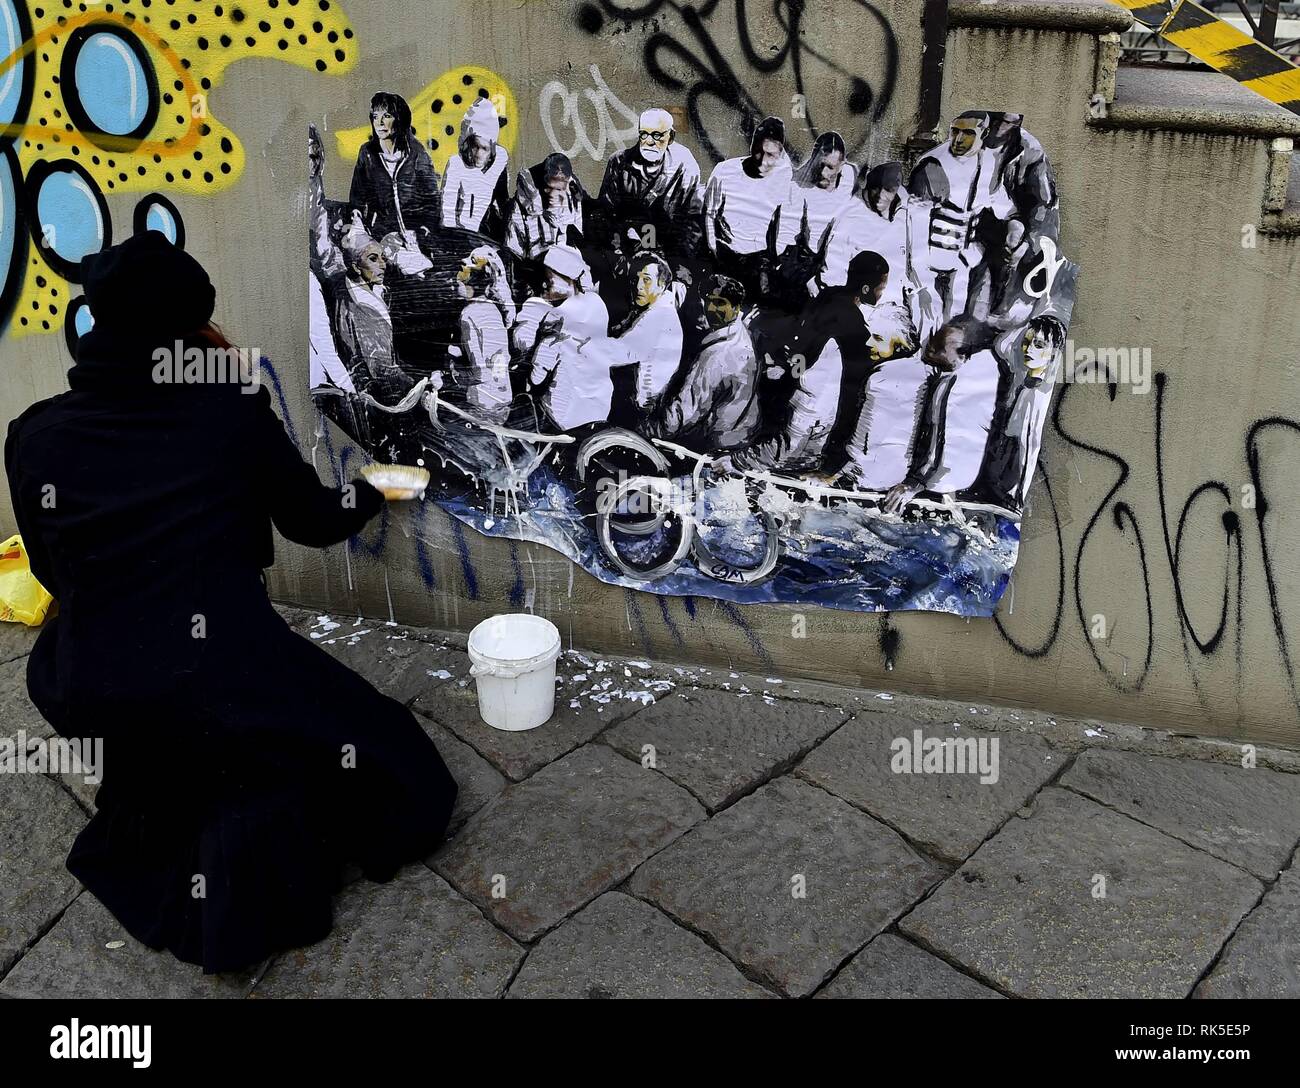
[64, 295, 94, 355]
[0, 0, 33, 147]
[132, 193, 185, 249]
[24, 159, 112, 280]
[0, 143, 26, 328]
[61, 24, 159, 147]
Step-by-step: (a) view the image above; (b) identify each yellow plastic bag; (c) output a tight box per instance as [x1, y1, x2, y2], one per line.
[0, 534, 53, 626]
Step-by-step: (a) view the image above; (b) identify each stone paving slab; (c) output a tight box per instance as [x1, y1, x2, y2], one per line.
[679, 664, 863, 709]
[855, 690, 1300, 774]
[1061, 748, 1300, 880]
[627, 775, 944, 997]
[1194, 861, 1300, 999]
[795, 714, 1062, 863]
[412, 665, 652, 782]
[0, 893, 257, 998]
[415, 716, 506, 835]
[0, 620, 40, 665]
[603, 689, 849, 811]
[284, 608, 1300, 774]
[296, 620, 465, 706]
[0, 655, 52, 740]
[433, 744, 705, 943]
[0, 659, 99, 812]
[252, 865, 523, 998]
[816, 933, 1005, 999]
[899, 787, 1264, 998]
[45, 764, 98, 816]
[275, 605, 321, 632]
[506, 891, 771, 999]
[0, 773, 86, 978]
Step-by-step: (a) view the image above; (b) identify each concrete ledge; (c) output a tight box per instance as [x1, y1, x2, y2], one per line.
[1101, 66, 1300, 138]
[1262, 208, 1300, 235]
[949, 0, 1134, 33]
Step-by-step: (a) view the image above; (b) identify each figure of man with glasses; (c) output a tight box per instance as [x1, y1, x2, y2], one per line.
[591, 108, 703, 322]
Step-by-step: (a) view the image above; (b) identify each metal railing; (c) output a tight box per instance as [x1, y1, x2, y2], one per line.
[1122, 1, 1300, 65]
[1235, 0, 1286, 46]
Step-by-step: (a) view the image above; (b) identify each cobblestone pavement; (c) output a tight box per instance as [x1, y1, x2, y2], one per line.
[2, 607, 1299, 999]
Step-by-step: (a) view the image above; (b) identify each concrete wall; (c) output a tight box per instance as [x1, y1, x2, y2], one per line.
[2, 0, 1298, 746]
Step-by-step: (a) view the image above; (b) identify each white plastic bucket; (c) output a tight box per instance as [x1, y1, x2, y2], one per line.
[467, 613, 562, 731]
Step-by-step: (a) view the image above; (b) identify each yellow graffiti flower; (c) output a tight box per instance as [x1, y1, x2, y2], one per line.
[3, 0, 356, 338]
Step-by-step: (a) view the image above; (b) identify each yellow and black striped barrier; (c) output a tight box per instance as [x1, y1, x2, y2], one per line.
[1115, 0, 1300, 114]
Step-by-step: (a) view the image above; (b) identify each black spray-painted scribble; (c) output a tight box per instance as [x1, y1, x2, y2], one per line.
[992, 374, 1299, 717]
[573, 0, 899, 164]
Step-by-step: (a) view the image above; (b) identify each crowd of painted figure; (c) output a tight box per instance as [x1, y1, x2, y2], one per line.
[309, 89, 1076, 517]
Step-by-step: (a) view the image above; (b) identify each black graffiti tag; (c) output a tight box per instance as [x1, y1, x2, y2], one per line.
[573, 0, 899, 164]
[995, 375, 1298, 717]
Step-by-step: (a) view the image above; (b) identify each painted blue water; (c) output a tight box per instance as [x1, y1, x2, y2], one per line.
[437, 463, 1019, 617]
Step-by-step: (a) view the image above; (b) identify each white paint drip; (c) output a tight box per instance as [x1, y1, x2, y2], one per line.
[383, 567, 395, 626]
[319, 628, 372, 645]
[309, 615, 341, 639]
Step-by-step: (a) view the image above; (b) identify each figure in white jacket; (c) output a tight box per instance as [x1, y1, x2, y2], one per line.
[906, 112, 1015, 323]
[443, 97, 510, 235]
[657, 274, 760, 452]
[610, 252, 683, 411]
[825, 161, 913, 305]
[703, 116, 793, 257]
[784, 130, 857, 289]
[517, 245, 619, 432]
[452, 246, 516, 423]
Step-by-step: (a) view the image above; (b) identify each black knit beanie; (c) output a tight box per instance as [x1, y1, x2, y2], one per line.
[80, 231, 216, 337]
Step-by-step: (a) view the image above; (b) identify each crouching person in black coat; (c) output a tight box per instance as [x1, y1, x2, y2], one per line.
[4, 231, 458, 974]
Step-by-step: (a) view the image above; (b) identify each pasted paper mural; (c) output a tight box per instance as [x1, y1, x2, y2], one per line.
[308, 91, 1077, 616]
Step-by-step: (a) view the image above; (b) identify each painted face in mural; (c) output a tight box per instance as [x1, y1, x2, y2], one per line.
[371, 108, 397, 144]
[637, 108, 675, 166]
[638, 127, 672, 164]
[815, 149, 845, 191]
[868, 181, 898, 217]
[355, 243, 387, 285]
[949, 116, 984, 157]
[544, 267, 577, 302]
[923, 324, 966, 371]
[465, 134, 494, 169]
[544, 172, 571, 210]
[704, 292, 738, 329]
[1023, 322, 1062, 384]
[751, 137, 785, 178]
[988, 112, 1024, 147]
[634, 263, 666, 308]
[455, 255, 492, 298]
